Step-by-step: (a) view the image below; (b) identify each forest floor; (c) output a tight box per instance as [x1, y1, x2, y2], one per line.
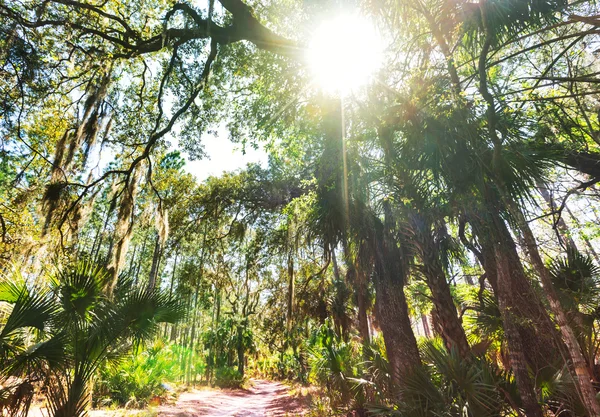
[28, 380, 310, 417]
[157, 380, 310, 416]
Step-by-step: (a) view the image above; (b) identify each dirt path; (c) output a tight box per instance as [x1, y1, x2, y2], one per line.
[158, 380, 308, 417]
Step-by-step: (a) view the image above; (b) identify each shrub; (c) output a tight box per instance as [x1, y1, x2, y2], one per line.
[0, 262, 183, 417]
[214, 367, 245, 389]
[94, 342, 182, 408]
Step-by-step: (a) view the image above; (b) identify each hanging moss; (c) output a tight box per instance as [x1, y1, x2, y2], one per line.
[42, 182, 68, 235]
[107, 163, 143, 294]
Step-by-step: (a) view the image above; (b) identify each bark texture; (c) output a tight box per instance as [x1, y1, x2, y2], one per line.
[416, 222, 470, 357]
[509, 200, 600, 417]
[368, 211, 421, 387]
[471, 214, 562, 372]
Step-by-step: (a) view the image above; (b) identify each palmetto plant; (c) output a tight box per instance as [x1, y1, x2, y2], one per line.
[549, 247, 600, 383]
[0, 262, 184, 417]
[94, 341, 184, 408]
[0, 273, 62, 417]
[550, 246, 600, 314]
[308, 322, 359, 409]
[366, 339, 516, 417]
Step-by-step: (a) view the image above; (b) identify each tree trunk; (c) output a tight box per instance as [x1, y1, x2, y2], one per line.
[286, 252, 294, 334]
[164, 252, 179, 339]
[418, 226, 470, 357]
[237, 325, 245, 376]
[92, 198, 117, 263]
[509, 200, 600, 417]
[470, 214, 562, 372]
[421, 314, 431, 338]
[493, 237, 544, 417]
[133, 234, 148, 287]
[373, 271, 420, 385]
[423, 264, 470, 357]
[126, 243, 138, 280]
[470, 208, 561, 417]
[214, 286, 221, 373]
[374, 264, 418, 356]
[370, 212, 420, 387]
[107, 164, 142, 295]
[186, 285, 200, 385]
[207, 284, 220, 384]
[355, 265, 371, 346]
[147, 233, 163, 291]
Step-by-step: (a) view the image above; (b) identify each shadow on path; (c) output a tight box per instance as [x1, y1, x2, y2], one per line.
[158, 380, 308, 417]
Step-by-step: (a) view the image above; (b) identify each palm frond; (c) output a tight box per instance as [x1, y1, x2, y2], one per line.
[53, 261, 109, 322]
[6, 334, 66, 376]
[0, 275, 25, 303]
[0, 286, 55, 341]
[550, 245, 600, 312]
[462, 0, 569, 44]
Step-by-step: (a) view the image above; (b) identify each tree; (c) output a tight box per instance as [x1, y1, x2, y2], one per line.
[0, 262, 183, 417]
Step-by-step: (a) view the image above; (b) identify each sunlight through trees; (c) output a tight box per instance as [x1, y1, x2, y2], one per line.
[2, 0, 600, 416]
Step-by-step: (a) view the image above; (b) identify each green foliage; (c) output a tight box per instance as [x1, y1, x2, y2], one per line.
[364, 339, 516, 417]
[2, 0, 600, 416]
[214, 367, 246, 389]
[307, 322, 363, 411]
[0, 261, 183, 417]
[462, 288, 504, 345]
[94, 342, 182, 408]
[550, 246, 600, 312]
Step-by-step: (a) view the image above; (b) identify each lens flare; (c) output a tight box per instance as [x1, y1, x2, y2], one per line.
[307, 14, 383, 94]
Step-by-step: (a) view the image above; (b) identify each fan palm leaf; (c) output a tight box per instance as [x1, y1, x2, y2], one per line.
[1, 261, 184, 417]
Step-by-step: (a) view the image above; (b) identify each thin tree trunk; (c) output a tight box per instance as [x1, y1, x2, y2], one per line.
[179, 292, 192, 381]
[286, 252, 294, 334]
[186, 286, 200, 385]
[207, 284, 220, 384]
[90, 212, 105, 262]
[187, 226, 208, 384]
[147, 233, 162, 290]
[164, 252, 179, 339]
[331, 246, 341, 281]
[126, 242, 138, 279]
[355, 265, 371, 346]
[421, 314, 431, 338]
[92, 200, 116, 263]
[133, 234, 148, 286]
[169, 323, 178, 343]
[169, 252, 179, 297]
[213, 286, 221, 381]
[107, 164, 142, 295]
[185, 290, 200, 383]
[237, 324, 245, 376]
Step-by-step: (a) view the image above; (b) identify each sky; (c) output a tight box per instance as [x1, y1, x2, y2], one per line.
[88, 125, 268, 183]
[182, 132, 268, 181]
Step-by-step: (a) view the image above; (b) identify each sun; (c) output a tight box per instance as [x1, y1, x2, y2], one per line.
[307, 13, 384, 95]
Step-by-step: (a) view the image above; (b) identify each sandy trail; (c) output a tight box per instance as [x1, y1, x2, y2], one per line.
[158, 380, 308, 417]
